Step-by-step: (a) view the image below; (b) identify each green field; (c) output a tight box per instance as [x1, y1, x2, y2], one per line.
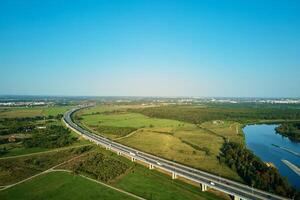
[0, 145, 224, 200]
[58, 146, 223, 200]
[0, 106, 70, 118]
[81, 112, 183, 128]
[0, 171, 136, 200]
[0, 146, 90, 185]
[77, 105, 242, 181]
[118, 126, 240, 180]
[114, 165, 222, 200]
[0, 105, 89, 158]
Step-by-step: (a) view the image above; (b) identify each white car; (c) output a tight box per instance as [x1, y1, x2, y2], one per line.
[156, 161, 162, 166]
[129, 152, 136, 156]
[210, 182, 215, 186]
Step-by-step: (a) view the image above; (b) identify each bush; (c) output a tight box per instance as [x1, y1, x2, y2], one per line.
[74, 152, 130, 182]
[23, 125, 77, 148]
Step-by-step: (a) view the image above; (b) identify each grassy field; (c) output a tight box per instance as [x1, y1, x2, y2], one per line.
[0, 146, 89, 185]
[114, 165, 223, 200]
[0, 106, 70, 118]
[0, 145, 224, 200]
[119, 127, 240, 181]
[78, 106, 184, 139]
[77, 105, 242, 181]
[0, 171, 136, 200]
[81, 112, 183, 128]
[59, 146, 223, 200]
[0, 105, 89, 158]
[200, 121, 244, 144]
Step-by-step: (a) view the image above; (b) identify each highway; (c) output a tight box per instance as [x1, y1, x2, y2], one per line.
[63, 105, 289, 200]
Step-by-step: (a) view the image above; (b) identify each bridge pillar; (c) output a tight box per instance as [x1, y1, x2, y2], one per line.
[201, 183, 207, 192]
[131, 157, 135, 162]
[117, 151, 122, 155]
[172, 172, 177, 179]
[149, 164, 154, 170]
[234, 195, 241, 200]
[105, 146, 111, 150]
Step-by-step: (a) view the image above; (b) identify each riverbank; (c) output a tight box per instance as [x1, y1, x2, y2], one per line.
[243, 124, 300, 190]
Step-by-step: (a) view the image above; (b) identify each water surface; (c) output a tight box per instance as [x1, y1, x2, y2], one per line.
[244, 124, 300, 189]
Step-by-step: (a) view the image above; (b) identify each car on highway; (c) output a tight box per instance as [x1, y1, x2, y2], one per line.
[210, 182, 215, 186]
[156, 161, 162, 166]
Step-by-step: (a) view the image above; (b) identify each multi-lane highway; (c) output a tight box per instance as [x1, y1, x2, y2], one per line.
[63, 105, 289, 200]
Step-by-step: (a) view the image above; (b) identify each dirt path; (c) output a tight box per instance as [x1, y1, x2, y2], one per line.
[0, 154, 145, 200]
[113, 129, 140, 141]
[0, 153, 87, 191]
[0, 144, 92, 160]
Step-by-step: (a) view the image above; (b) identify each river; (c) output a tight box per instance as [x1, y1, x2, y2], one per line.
[244, 124, 300, 190]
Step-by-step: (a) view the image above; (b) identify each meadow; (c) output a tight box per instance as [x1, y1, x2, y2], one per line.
[0, 171, 136, 200]
[0, 106, 70, 118]
[0, 145, 223, 200]
[115, 165, 222, 200]
[58, 146, 223, 200]
[77, 105, 243, 181]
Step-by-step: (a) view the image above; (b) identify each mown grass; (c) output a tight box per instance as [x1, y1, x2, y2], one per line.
[0, 171, 136, 200]
[114, 165, 222, 200]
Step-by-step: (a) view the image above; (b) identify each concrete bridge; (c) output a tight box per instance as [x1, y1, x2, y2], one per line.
[63, 105, 290, 200]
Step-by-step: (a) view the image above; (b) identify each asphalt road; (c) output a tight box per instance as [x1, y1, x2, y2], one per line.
[63, 105, 289, 200]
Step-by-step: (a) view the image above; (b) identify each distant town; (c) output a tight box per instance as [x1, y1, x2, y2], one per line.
[1, 96, 300, 107]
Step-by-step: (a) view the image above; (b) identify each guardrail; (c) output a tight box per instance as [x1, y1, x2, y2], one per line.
[63, 105, 290, 200]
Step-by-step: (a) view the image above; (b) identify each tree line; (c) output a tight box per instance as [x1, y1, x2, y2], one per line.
[132, 105, 300, 124]
[219, 142, 299, 199]
[0, 114, 63, 136]
[275, 123, 300, 142]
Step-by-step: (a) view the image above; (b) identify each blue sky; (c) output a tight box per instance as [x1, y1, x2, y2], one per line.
[0, 0, 299, 97]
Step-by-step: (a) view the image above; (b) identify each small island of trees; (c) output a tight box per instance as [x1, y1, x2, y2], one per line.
[275, 123, 300, 142]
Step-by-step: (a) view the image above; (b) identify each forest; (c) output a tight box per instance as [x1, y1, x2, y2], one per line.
[132, 105, 300, 124]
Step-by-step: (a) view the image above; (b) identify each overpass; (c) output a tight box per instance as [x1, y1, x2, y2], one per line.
[63, 105, 289, 200]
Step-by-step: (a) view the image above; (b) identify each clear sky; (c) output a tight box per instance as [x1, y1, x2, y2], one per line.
[0, 0, 299, 97]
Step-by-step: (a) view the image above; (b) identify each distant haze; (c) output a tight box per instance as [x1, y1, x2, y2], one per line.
[0, 0, 300, 97]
